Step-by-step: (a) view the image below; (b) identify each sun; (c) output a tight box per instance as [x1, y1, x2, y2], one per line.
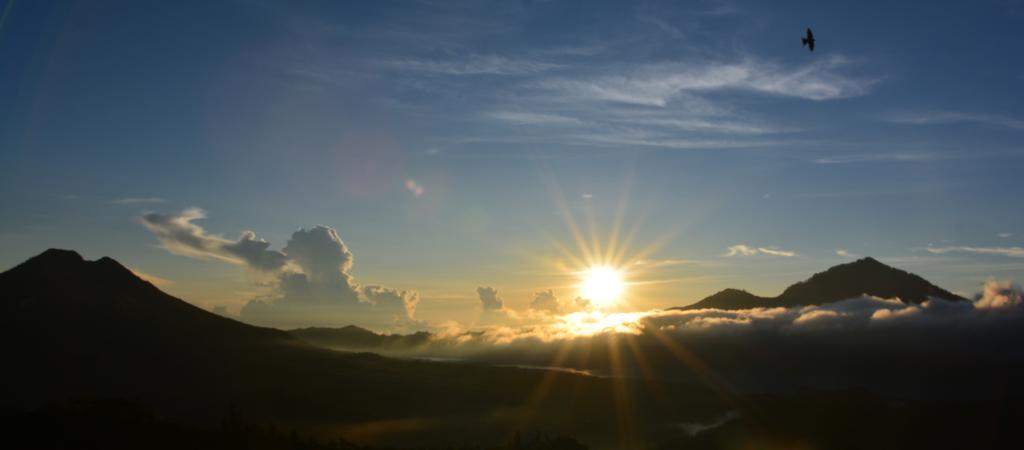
[580, 266, 625, 307]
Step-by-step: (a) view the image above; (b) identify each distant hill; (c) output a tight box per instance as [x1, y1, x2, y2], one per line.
[291, 325, 432, 351]
[678, 257, 966, 310]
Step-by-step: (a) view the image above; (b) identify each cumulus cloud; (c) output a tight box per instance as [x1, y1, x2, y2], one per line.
[142, 210, 421, 331]
[529, 289, 561, 313]
[476, 286, 522, 326]
[140, 208, 288, 271]
[363, 285, 421, 317]
[283, 226, 354, 283]
[975, 279, 1023, 309]
[477, 286, 504, 311]
[725, 245, 796, 257]
[240, 226, 421, 330]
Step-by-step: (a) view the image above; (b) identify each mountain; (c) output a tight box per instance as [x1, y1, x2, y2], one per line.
[678, 257, 967, 310]
[0, 249, 322, 417]
[1, 248, 299, 347]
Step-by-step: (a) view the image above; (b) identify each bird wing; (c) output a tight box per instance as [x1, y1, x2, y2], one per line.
[806, 28, 814, 40]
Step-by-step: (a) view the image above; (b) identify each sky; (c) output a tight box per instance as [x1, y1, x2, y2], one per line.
[1, 0, 1023, 330]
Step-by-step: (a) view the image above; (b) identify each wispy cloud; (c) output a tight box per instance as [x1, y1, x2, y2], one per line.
[380, 55, 561, 76]
[434, 54, 871, 150]
[536, 55, 874, 107]
[486, 111, 585, 126]
[570, 129, 792, 150]
[112, 197, 166, 204]
[140, 208, 288, 271]
[813, 153, 939, 164]
[926, 246, 1024, 258]
[725, 244, 796, 257]
[886, 111, 1024, 130]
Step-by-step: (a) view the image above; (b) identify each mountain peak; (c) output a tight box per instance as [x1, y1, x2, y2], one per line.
[852, 256, 883, 265]
[25, 248, 85, 266]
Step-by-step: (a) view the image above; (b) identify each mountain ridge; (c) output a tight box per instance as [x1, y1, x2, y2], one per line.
[676, 256, 967, 311]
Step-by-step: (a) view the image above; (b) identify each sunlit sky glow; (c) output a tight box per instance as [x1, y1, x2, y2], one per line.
[1, 0, 1023, 331]
[580, 267, 625, 307]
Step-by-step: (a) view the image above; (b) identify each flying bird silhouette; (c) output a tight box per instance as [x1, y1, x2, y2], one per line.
[802, 28, 815, 51]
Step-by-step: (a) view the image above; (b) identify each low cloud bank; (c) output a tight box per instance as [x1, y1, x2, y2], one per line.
[316, 280, 1024, 397]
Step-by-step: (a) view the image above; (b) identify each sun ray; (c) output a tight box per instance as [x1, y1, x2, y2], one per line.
[621, 332, 674, 411]
[604, 166, 635, 266]
[605, 334, 636, 447]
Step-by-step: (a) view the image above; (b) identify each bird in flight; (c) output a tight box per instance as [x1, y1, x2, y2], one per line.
[802, 28, 815, 51]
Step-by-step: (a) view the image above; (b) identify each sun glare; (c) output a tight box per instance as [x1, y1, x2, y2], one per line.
[580, 266, 624, 307]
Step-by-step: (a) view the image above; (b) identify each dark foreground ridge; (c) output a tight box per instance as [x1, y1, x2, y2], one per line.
[677, 257, 967, 310]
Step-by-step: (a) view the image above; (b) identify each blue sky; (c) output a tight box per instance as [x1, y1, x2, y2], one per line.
[1, 0, 1023, 328]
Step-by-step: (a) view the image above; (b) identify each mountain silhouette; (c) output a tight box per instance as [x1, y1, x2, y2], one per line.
[1, 248, 298, 346]
[678, 257, 966, 310]
[0, 249, 678, 446]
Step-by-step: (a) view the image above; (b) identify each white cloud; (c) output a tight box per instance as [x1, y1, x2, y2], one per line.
[569, 129, 790, 150]
[537, 55, 873, 107]
[926, 246, 1024, 258]
[140, 208, 288, 271]
[613, 117, 786, 134]
[725, 244, 796, 257]
[975, 279, 1023, 309]
[142, 210, 422, 331]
